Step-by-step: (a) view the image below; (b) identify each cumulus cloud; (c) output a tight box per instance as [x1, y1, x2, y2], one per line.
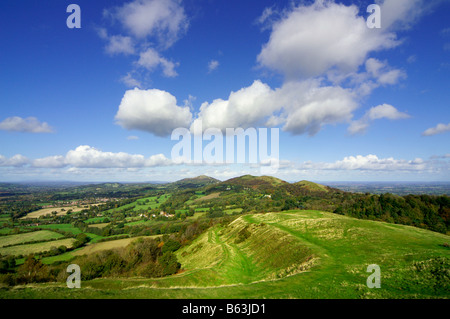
[137, 48, 178, 77]
[257, 1, 398, 79]
[191, 79, 357, 136]
[32, 156, 66, 168]
[275, 81, 357, 136]
[111, 0, 188, 48]
[422, 123, 450, 136]
[115, 88, 192, 137]
[349, 104, 410, 135]
[31, 146, 172, 169]
[100, 0, 187, 81]
[98, 28, 135, 55]
[191, 80, 275, 131]
[66, 146, 130, 168]
[110, 0, 429, 139]
[376, 0, 434, 30]
[0, 154, 30, 167]
[0, 116, 54, 133]
[365, 58, 406, 85]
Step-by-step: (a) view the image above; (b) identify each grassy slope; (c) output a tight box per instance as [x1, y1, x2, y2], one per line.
[1, 210, 449, 299]
[293, 180, 329, 192]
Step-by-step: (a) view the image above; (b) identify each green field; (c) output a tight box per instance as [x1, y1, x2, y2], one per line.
[0, 230, 64, 247]
[0, 228, 12, 235]
[105, 194, 170, 214]
[0, 238, 77, 257]
[1, 210, 448, 299]
[71, 235, 161, 257]
[37, 224, 82, 235]
[85, 217, 108, 224]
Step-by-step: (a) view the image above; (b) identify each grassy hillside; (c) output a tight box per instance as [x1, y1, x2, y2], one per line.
[172, 175, 220, 189]
[223, 175, 287, 188]
[2, 210, 448, 299]
[293, 180, 330, 193]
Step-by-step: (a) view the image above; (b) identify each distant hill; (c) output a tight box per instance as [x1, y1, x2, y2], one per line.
[172, 175, 220, 189]
[214, 175, 334, 195]
[222, 175, 287, 189]
[293, 180, 331, 193]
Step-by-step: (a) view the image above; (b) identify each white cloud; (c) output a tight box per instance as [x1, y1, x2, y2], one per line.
[115, 88, 192, 137]
[275, 81, 357, 136]
[208, 60, 219, 73]
[32, 156, 66, 168]
[137, 48, 178, 77]
[121, 73, 141, 88]
[366, 104, 410, 120]
[0, 154, 29, 167]
[67, 146, 147, 168]
[11, 146, 172, 170]
[145, 153, 172, 167]
[257, 1, 399, 79]
[0, 116, 54, 133]
[106, 35, 135, 55]
[98, 28, 135, 56]
[192, 79, 357, 136]
[100, 0, 188, 81]
[127, 135, 139, 140]
[365, 58, 406, 85]
[422, 123, 450, 136]
[38, 145, 172, 169]
[349, 104, 410, 135]
[191, 80, 276, 131]
[110, 0, 434, 141]
[112, 0, 188, 49]
[257, 7, 275, 26]
[376, 0, 432, 30]
[300, 154, 427, 171]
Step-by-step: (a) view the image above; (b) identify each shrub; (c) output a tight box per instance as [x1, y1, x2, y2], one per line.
[158, 252, 181, 276]
[161, 239, 181, 253]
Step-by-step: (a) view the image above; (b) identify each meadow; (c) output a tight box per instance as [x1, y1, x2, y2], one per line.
[0, 230, 64, 247]
[0, 238, 77, 257]
[22, 206, 88, 219]
[71, 235, 161, 256]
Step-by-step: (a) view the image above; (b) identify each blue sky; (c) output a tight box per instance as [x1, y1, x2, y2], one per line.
[0, 0, 449, 182]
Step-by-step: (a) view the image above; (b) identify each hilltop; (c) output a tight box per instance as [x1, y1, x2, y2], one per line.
[171, 175, 220, 189]
[293, 180, 331, 192]
[222, 175, 287, 188]
[206, 175, 336, 197]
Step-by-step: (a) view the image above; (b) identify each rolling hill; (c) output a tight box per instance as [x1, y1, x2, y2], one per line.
[222, 175, 287, 188]
[171, 175, 220, 189]
[4, 209, 448, 299]
[293, 180, 331, 192]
